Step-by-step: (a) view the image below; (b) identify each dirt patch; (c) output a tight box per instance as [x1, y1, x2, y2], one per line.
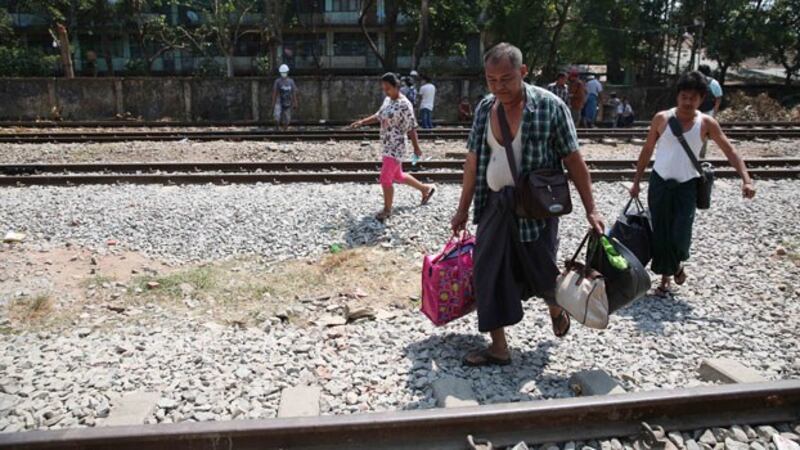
[717, 92, 800, 122]
[1, 245, 421, 332]
[126, 246, 420, 327]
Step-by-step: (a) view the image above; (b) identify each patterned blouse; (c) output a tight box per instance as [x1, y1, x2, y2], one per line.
[378, 95, 417, 160]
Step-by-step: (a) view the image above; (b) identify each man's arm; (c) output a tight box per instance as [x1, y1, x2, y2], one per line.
[713, 97, 721, 115]
[630, 113, 663, 197]
[563, 152, 604, 234]
[707, 118, 755, 198]
[451, 152, 477, 233]
[292, 81, 299, 108]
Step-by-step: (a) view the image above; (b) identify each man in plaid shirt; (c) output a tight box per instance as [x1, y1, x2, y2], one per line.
[451, 43, 605, 367]
[547, 72, 570, 105]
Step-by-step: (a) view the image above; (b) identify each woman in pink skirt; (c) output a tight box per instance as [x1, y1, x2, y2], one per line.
[350, 73, 436, 221]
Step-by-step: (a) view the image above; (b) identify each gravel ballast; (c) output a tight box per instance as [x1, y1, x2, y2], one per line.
[0, 180, 798, 433]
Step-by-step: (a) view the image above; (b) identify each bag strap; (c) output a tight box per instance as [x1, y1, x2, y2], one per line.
[667, 114, 703, 174]
[568, 231, 592, 264]
[495, 102, 520, 186]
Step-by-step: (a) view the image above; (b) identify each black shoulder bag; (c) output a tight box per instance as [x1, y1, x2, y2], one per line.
[496, 103, 572, 219]
[666, 115, 714, 210]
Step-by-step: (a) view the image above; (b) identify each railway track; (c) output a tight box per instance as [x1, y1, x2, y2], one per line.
[1, 159, 798, 186]
[0, 119, 797, 128]
[0, 380, 797, 450]
[1, 126, 799, 143]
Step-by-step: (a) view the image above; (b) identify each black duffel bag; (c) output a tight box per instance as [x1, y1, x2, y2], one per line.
[609, 197, 652, 267]
[588, 234, 651, 313]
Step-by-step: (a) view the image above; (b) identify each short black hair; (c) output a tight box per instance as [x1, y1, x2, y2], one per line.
[381, 72, 401, 88]
[698, 64, 711, 77]
[420, 74, 431, 82]
[676, 71, 708, 97]
[556, 72, 567, 79]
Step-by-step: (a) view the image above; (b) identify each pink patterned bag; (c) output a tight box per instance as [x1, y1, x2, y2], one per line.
[421, 233, 476, 326]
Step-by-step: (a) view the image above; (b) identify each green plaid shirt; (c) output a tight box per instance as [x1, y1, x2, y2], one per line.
[467, 83, 579, 242]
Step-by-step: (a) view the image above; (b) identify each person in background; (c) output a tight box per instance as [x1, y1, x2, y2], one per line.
[617, 97, 635, 127]
[451, 43, 605, 366]
[400, 77, 417, 107]
[272, 64, 298, 130]
[459, 97, 474, 122]
[349, 73, 436, 222]
[418, 74, 437, 129]
[698, 64, 723, 158]
[582, 74, 603, 127]
[547, 72, 570, 105]
[567, 69, 586, 127]
[629, 71, 755, 297]
[607, 92, 621, 127]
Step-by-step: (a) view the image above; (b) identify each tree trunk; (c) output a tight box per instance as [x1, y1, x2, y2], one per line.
[384, 0, 399, 70]
[101, 33, 114, 76]
[264, 0, 285, 71]
[412, 0, 430, 70]
[359, 0, 386, 68]
[541, 0, 573, 82]
[718, 62, 728, 85]
[226, 52, 235, 77]
[55, 23, 75, 78]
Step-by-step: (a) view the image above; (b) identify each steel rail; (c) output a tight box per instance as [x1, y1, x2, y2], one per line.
[1, 129, 799, 144]
[0, 120, 797, 128]
[1, 159, 799, 176]
[0, 380, 798, 450]
[1, 168, 797, 186]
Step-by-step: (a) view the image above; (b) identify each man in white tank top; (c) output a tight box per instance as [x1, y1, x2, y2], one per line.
[629, 71, 755, 296]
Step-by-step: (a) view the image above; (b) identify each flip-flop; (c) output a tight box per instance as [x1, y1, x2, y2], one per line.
[421, 186, 436, 205]
[654, 285, 673, 298]
[463, 349, 512, 367]
[674, 266, 687, 285]
[375, 210, 391, 222]
[551, 310, 571, 338]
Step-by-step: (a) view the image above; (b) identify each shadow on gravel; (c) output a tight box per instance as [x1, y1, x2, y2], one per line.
[401, 333, 563, 409]
[341, 206, 417, 248]
[617, 293, 695, 334]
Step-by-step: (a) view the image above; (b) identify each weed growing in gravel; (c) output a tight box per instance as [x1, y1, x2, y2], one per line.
[134, 266, 217, 299]
[9, 293, 53, 322]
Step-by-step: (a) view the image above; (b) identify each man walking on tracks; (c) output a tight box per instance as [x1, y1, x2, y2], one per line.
[273, 64, 298, 130]
[629, 71, 755, 297]
[450, 43, 605, 366]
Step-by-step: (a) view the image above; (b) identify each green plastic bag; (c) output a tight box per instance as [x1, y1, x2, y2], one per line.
[600, 236, 628, 270]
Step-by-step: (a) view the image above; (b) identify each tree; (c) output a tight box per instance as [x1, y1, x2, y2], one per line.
[358, 0, 386, 68]
[174, 0, 261, 77]
[22, 0, 96, 78]
[695, 0, 768, 84]
[119, 0, 193, 75]
[765, 0, 800, 85]
[262, 0, 286, 71]
[0, 7, 14, 43]
[411, 0, 429, 70]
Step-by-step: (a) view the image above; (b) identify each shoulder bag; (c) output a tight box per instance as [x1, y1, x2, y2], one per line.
[496, 102, 573, 219]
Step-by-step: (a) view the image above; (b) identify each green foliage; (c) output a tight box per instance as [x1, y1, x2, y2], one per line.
[194, 58, 225, 77]
[125, 58, 150, 75]
[0, 7, 14, 43]
[764, 0, 800, 83]
[0, 46, 59, 77]
[254, 56, 271, 76]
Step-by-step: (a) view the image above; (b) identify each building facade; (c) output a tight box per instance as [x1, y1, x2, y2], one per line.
[2, 0, 483, 76]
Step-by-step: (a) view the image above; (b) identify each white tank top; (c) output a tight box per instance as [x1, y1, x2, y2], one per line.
[486, 112, 523, 192]
[653, 108, 704, 183]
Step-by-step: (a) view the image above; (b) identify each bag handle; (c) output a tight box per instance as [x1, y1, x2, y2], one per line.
[622, 196, 646, 215]
[667, 114, 704, 174]
[496, 102, 520, 187]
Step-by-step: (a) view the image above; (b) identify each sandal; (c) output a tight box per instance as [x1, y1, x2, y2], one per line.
[551, 310, 571, 338]
[375, 210, 391, 222]
[421, 186, 436, 206]
[654, 285, 673, 298]
[674, 265, 687, 285]
[463, 348, 512, 367]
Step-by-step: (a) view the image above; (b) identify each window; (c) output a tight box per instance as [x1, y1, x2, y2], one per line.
[329, 0, 360, 12]
[334, 33, 373, 56]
